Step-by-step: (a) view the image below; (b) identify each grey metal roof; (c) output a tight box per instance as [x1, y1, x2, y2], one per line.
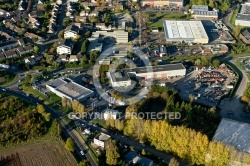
[236, 14, 250, 21]
[126, 63, 186, 74]
[110, 70, 130, 82]
[212, 118, 250, 153]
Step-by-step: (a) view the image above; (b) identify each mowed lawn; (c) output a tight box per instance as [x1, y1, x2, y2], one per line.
[0, 139, 77, 166]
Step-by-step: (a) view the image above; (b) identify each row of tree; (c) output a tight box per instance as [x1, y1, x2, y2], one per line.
[106, 118, 250, 166]
[125, 84, 221, 137]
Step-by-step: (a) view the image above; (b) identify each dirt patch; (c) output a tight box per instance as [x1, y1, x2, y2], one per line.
[0, 77, 6, 83]
[0, 139, 77, 166]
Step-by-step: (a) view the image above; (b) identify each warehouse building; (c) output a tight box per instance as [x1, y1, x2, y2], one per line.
[213, 118, 250, 154]
[235, 2, 250, 27]
[107, 63, 186, 87]
[163, 20, 209, 44]
[142, 0, 183, 7]
[126, 63, 186, 80]
[46, 78, 94, 101]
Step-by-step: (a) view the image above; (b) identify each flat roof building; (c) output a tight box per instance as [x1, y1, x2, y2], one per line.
[93, 132, 111, 148]
[91, 30, 128, 43]
[46, 78, 94, 101]
[212, 118, 250, 154]
[108, 70, 132, 87]
[163, 20, 209, 44]
[235, 2, 250, 27]
[126, 63, 186, 80]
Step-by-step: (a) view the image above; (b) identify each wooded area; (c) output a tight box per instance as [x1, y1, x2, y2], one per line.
[0, 93, 61, 147]
[126, 84, 221, 137]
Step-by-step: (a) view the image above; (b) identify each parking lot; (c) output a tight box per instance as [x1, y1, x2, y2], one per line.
[167, 64, 237, 106]
[149, 32, 166, 44]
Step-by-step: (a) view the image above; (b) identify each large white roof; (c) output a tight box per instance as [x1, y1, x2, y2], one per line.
[213, 118, 250, 153]
[163, 20, 209, 41]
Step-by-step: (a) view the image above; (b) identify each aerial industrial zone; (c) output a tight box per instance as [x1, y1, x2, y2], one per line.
[0, 0, 250, 165]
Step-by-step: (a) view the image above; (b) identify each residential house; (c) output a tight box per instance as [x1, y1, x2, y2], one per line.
[125, 152, 153, 166]
[0, 31, 11, 40]
[18, 0, 26, 11]
[69, 0, 78, 2]
[75, 16, 88, 23]
[38, 0, 44, 4]
[56, 54, 68, 62]
[89, 11, 99, 17]
[93, 133, 110, 148]
[28, 15, 40, 29]
[11, 16, 21, 22]
[95, 23, 111, 30]
[80, 2, 96, 9]
[0, 39, 23, 51]
[69, 55, 79, 62]
[16, 45, 33, 55]
[57, 39, 74, 55]
[30, 10, 44, 18]
[0, 9, 10, 17]
[24, 57, 36, 65]
[4, 49, 17, 59]
[4, 22, 26, 34]
[16, 46, 25, 55]
[64, 25, 79, 39]
[24, 32, 45, 42]
[80, 11, 89, 16]
[31, 54, 43, 62]
[23, 45, 34, 53]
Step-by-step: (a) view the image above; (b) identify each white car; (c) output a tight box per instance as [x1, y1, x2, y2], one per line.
[2, 88, 6, 91]
[80, 151, 84, 155]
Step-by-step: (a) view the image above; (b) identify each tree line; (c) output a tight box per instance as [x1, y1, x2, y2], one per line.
[106, 118, 250, 166]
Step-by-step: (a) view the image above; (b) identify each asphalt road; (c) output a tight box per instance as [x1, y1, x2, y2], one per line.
[219, 57, 250, 123]
[0, 88, 98, 166]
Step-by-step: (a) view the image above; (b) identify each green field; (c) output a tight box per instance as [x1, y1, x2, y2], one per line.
[148, 13, 190, 29]
[230, 7, 239, 26]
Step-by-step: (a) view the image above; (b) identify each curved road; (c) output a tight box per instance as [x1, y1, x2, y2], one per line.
[219, 57, 250, 123]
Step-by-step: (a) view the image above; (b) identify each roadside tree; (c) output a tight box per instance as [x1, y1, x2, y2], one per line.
[65, 138, 75, 152]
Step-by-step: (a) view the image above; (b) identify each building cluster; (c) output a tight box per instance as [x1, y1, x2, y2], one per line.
[190, 5, 218, 21]
[235, 2, 250, 27]
[108, 63, 186, 87]
[48, 4, 60, 34]
[0, 38, 33, 60]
